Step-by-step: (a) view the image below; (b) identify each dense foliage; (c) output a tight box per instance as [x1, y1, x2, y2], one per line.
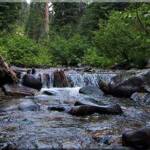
[0, 2, 149, 68]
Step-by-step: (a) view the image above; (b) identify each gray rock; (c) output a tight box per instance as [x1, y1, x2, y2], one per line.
[42, 90, 57, 96]
[122, 127, 150, 149]
[100, 70, 150, 98]
[79, 86, 103, 96]
[18, 99, 40, 111]
[3, 84, 37, 97]
[22, 74, 42, 90]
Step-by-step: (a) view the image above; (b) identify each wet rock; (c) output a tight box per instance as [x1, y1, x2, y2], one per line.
[18, 99, 40, 111]
[42, 90, 57, 96]
[131, 92, 150, 105]
[22, 74, 42, 90]
[48, 105, 65, 112]
[3, 84, 37, 97]
[122, 127, 150, 150]
[79, 86, 103, 96]
[102, 145, 131, 150]
[99, 71, 150, 97]
[48, 103, 123, 116]
[0, 56, 18, 86]
[69, 104, 123, 116]
[99, 81, 110, 95]
[99, 135, 112, 145]
[43, 73, 50, 88]
[53, 70, 69, 87]
[1, 142, 17, 150]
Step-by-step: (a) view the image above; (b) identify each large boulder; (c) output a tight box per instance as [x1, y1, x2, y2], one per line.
[131, 92, 150, 105]
[122, 127, 150, 149]
[0, 56, 18, 86]
[53, 70, 69, 87]
[3, 84, 37, 97]
[79, 86, 103, 96]
[68, 104, 123, 116]
[48, 103, 123, 116]
[99, 70, 150, 97]
[18, 99, 40, 111]
[22, 74, 42, 90]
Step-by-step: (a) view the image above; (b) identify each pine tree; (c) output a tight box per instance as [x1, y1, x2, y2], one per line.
[25, 1, 49, 42]
[0, 2, 21, 32]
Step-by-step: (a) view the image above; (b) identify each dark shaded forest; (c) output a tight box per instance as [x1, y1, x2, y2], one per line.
[0, 2, 149, 68]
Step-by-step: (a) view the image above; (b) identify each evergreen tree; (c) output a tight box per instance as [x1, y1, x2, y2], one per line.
[25, 1, 49, 42]
[78, 2, 129, 38]
[51, 2, 86, 34]
[0, 2, 21, 32]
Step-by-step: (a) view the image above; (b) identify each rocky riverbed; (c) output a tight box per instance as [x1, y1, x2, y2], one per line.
[0, 66, 150, 149]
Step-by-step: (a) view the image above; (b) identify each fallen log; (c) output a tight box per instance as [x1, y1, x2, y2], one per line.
[0, 56, 18, 86]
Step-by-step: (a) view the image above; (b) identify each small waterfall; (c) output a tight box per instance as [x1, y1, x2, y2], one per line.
[66, 71, 115, 87]
[33, 69, 117, 88]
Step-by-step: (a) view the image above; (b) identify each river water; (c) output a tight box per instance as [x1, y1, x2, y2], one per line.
[0, 68, 150, 149]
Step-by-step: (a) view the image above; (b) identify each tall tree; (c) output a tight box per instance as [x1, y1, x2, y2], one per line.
[0, 2, 21, 32]
[51, 2, 86, 32]
[78, 2, 129, 38]
[25, 1, 49, 42]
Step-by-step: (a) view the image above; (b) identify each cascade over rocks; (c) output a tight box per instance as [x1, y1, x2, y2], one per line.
[3, 84, 37, 97]
[0, 56, 18, 86]
[99, 70, 150, 97]
[22, 69, 42, 90]
[53, 70, 69, 87]
[122, 127, 150, 149]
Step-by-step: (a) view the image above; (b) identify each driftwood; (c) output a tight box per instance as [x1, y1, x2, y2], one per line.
[0, 56, 18, 86]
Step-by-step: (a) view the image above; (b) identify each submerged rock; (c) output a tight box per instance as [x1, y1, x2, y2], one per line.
[122, 127, 150, 149]
[53, 70, 69, 87]
[3, 84, 37, 97]
[79, 86, 103, 96]
[18, 99, 40, 111]
[131, 92, 150, 105]
[22, 74, 42, 90]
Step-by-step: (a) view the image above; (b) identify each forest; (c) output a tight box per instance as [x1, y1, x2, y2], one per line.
[1, 1, 150, 150]
[0, 2, 149, 68]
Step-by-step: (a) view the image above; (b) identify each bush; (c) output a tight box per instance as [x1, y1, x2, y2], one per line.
[49, 34, 88, 66]
[94, 5, 150, 68]
[83, 47, 114, 67]
[0, 34, 52, 67]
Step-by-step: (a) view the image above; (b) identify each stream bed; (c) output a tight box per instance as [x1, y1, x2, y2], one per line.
[0, 69, 150, 149]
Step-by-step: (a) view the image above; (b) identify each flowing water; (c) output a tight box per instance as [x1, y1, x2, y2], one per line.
[0, 68, 150, 149]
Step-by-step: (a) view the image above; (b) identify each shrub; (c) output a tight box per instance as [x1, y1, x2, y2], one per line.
[83, 47, 114, 67]
[49, 34, 88, 66]
[0, 34, 52, 67]
[94, 6, 150, 68]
